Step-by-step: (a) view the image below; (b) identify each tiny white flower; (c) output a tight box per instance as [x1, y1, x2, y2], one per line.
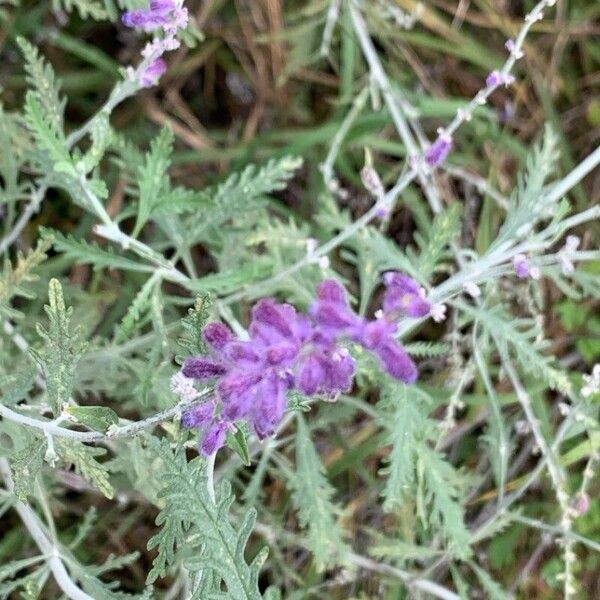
[430, 303, 447, 323]
[170, 371, 200, 402]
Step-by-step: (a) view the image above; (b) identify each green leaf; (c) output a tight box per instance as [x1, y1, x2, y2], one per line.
[469, 562, 510, 600]
[114, 274, 160, 344]
[23, 93, 74, 176]
[177, 293, 214, 359]
[52, 0, 108, 20]
[47, 229, 151, 272]
[414, 202, 462, 277]
[187, 156, 303, 244]
[66, 406, 119, 432]
[0, 367, 36, 406]
[420, 445, 472, 560]
[146, 438, 265, 599]
[380, 383, 426, 511]
[134, 126, 174, 236]
[9, 439, 46, 501]
[0, 237, 52, 320]
[55, 438, 114, 499]
[29, 279, 88, 415]
[493, 125, 560, 247]
[462, 303, 572, 394]
[289, 415, 348, 571]
[17, 37, 65, 130]
[226, 425, 251, 466]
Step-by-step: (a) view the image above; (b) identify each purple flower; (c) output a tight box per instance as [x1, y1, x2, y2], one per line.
[425, 133, 453, 167]
[298, 349, 356, 396]
[140, 58, 167, 87]
[311, 280, 363, 340]
[122, 0, 188, 33]
[201, 421, 228, 455]
[486, 70, 503, 87]
[383, 272, 431, 318]
[486, 70, 516, 88]
[513, 254, 541, 280]
[375, 338, 418, 383]
[182, 399, 215, 428]
[204, 322, 234, 351]
[182, 277, 425, 454]
[182, 357, 227, 379]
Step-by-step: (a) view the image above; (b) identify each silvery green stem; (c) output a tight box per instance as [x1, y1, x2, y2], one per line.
[0, 458, 94, 600]
[0, 390, 210, 442]
[0, 183, 48, 254]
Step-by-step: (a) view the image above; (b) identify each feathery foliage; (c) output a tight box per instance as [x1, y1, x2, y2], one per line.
[289, 415, 348, 571]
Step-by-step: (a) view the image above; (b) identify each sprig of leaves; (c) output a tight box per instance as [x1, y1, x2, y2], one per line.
[29, 279, 88, 415]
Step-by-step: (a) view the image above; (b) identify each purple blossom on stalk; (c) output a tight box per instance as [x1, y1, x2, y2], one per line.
[140, 58, 167, 87]
[486, 70, 516, 88]
[121, 0, 188, 88]
[182, 274, 432, 455]
[513, 254, 540, 280]
[425, 132, 453, 167]
[382, 272, 431, 318]
[122, 0, 188, 33]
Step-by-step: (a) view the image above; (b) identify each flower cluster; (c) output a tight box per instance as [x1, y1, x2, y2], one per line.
[122, 0, 189, 88]
[179, 274, 433, 455]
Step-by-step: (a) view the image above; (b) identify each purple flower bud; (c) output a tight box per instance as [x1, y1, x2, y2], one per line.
[251, 299, 294, 342]
[265, 342, 298, 366]
[383, 272, 431, 318]
[200, 421, 228, 455]
[312, 302, 360, 331]
[253, 373, 287, 439]
[513, 254, 530, 278]
[218, 371, 262, 403]
[140, 58, 167, 87]
[324, 350, 355, 394]
[360, 318, 395, 350]
[182, 400, 215, 428]
[317, 279, 348, 305]
[486, 70, 503, 87]
[425, 133, 453, 167]
[182, 357, 227, 379]
[204, 322, 234, 352]
[375, 339, 418, 383]
[298, 354, 326, 395]
[223, 342, 261, 368]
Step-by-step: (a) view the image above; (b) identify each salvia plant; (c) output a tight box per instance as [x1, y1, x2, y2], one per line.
[0, 0, 599, 598]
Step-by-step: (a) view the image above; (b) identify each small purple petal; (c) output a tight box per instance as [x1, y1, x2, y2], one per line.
[204, 322, 234, 352]
[323, 351, 356, 394]
[312, 302, 360, 331]
[486, 70, 503, 87]
[405, 296, 431, 318]
[182, 400, 215, 429]
[250, 299, 295, 343]
[140, 58, 167, 87]
[425, 134, 453, 167]
[182, 357, 227, 379]
[298, 354, 326, 395]
[513, 254, 531, 279]
[266, 342, 298, 366]
[218, 371, 262, 402]
[253, 373, 287, 439]
[223, 342, 261, 368]
[200, 421, 228, 455]
[375, 339, 418, 383]
[383, 272, 430, 317]
[360, 318, 395, 350]
[317, 279, 348, 305]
